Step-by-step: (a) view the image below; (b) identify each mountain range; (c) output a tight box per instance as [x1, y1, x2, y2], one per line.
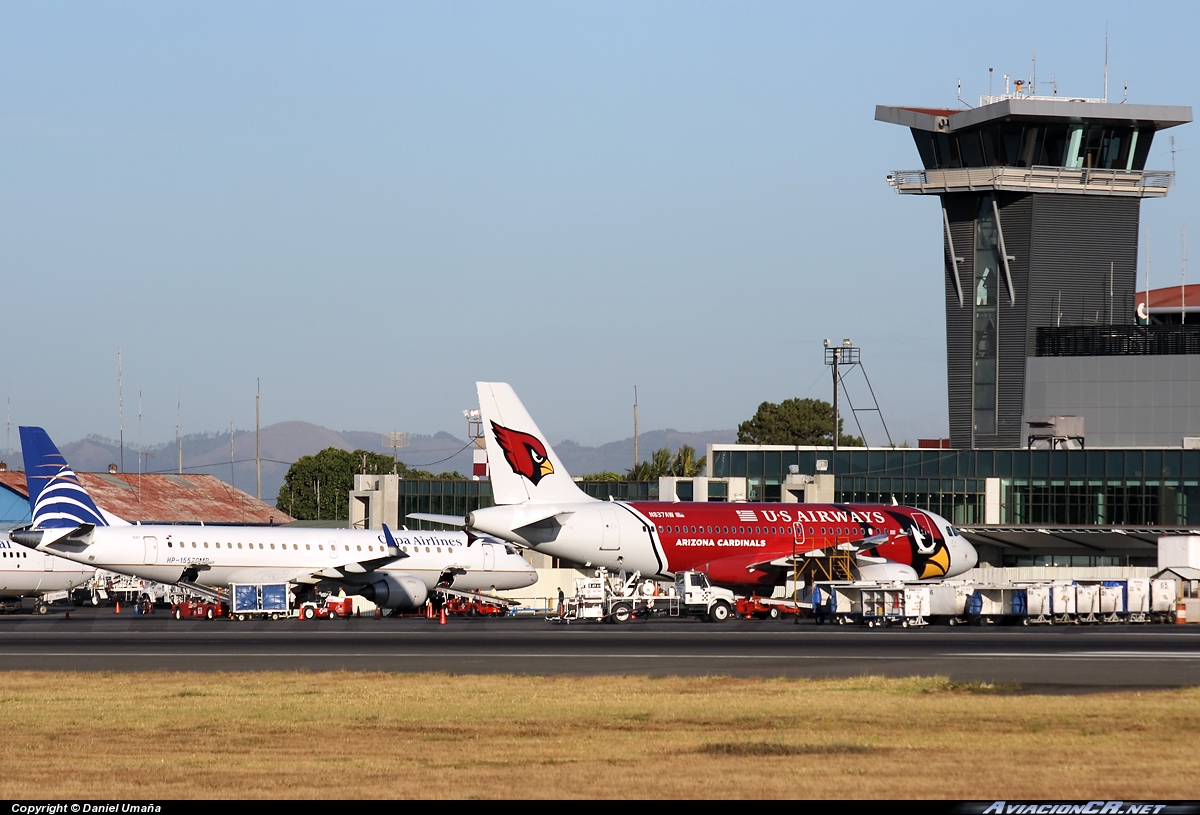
[25, 423, 736, 510]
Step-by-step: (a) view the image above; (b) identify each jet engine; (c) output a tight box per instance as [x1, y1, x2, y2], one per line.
[856, 561, 919, 582]
[357, 575, 429, 610]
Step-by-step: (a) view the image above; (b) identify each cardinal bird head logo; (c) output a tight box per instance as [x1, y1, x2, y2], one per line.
[491, 422, 555, 485]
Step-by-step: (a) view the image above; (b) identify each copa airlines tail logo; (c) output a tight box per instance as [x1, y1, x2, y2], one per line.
[30, 465, 108, 529]
[491, 422, 554, 485]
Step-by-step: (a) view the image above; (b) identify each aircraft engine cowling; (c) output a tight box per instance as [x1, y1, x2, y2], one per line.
[358, 575, 429, 610]
[856, 562, 920, 582]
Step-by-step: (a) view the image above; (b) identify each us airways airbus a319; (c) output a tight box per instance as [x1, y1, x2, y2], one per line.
[413, 383, 977, 590]
[11, 426, 537, 611]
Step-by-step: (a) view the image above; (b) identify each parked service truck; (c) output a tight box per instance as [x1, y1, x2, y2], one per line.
[554, 569, 737, 623]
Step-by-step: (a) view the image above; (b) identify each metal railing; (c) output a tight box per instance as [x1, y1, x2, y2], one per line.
[1036, 325, 1200, 357]
[887, 166, 1174, 197]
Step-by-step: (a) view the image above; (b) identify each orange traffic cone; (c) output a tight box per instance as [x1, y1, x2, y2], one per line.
[115, 601, 121, 614]
[439, 605, 447, 625]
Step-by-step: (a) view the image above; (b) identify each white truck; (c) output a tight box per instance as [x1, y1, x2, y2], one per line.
[554, 569, 738, 623]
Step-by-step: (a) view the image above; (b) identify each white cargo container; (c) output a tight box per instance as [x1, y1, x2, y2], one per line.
[1074, 583, 1101, 623]
[1022, 583, 1053, 624]
[1051, 581, 1077, 623]
[929, 582, 974, 624]
[1151, 579, 1178, 622]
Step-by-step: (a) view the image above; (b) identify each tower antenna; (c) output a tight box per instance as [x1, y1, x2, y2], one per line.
[118, 349, 124, 473]
[1104, 28, 1109, 102]
[633, 386, 639, 470]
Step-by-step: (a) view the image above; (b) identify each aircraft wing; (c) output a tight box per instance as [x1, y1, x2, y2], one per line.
[745, 533, 890, 572]
[406, 513, 466, 527]
[292, 525, 408, 586]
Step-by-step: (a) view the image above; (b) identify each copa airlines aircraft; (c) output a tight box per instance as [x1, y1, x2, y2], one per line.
[10, 427, 537, 611]
[415, 383, 978, 589]
[0, 538, 94, 613]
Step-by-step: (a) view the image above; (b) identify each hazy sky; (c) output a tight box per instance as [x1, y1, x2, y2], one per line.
[3, 1, 1196, 452]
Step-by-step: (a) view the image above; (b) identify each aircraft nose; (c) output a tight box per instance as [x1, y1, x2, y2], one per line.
[952, 535, 978, 574]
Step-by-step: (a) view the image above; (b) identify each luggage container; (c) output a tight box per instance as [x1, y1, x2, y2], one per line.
[929, 582, 973, 625]
[1073, 582, 1101, 624]
[230, 582, 291, 621]
[1051, 581, 1077, 624]
[1150, 579, 1178, 622]
[966, 586, 1027, 625]
[1021, 583, 1054, 625]
[1099, 581, 1127, 622]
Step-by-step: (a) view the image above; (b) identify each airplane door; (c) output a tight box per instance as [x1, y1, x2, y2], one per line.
[599, 507, 621, 551]
[483, 543, 495, 571]
[143, 536, 159, 565]
[43, 552, 55, 571]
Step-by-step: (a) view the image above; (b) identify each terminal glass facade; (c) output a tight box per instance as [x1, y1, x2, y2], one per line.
[709, 447, 1200, 528]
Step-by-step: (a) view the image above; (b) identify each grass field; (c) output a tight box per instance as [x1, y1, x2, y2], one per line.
[2, 671, 1198, 799]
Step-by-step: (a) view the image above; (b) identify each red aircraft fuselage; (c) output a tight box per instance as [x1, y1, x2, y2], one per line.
[626, 501, 958, 586]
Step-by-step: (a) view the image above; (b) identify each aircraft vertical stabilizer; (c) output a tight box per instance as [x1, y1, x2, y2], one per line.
[19, 427, 128, 528]
[476, 382, 592, 506]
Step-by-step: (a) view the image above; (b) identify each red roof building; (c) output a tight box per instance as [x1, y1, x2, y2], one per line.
[0, 470, 291, 526]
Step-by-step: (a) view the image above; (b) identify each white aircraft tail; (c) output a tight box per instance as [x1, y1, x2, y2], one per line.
[476, 382, 593, 506]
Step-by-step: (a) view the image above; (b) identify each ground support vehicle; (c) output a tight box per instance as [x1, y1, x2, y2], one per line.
[298, 595, 355, 620]
[812, 581, 869, 625]
[171, 599, 226, 620]
[671, 571, 738, 622]
[230, 582, 292, 621]
[444, 596, 507, 617]
[552, 569, 737, 624]
[736, 595, 803, 620]
[861, 583, 931, 627]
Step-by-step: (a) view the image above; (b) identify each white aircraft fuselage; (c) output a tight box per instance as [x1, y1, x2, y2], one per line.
[0, 538, 94, 598]
[21, 525, 535, 594]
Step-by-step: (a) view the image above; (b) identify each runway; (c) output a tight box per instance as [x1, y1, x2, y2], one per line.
[2, 607, 1199, 689]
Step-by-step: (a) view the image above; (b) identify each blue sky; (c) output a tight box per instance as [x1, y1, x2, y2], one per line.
[2, 1, 1196, 452]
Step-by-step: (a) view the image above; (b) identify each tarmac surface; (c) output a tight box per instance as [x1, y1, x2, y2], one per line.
[2, 604, 1199, 689]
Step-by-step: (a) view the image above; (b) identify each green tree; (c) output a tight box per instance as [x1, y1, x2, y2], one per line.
[277, 447, 401, 521]
[670, 444, 706, 477]
[737, 398, 864, 447]
[579, 471, 625, 482]
[626, 446, 706, 480]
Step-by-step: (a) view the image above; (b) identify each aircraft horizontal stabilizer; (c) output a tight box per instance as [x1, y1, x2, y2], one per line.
[38, 524, 96, 551]
[513, 511, 574, 533]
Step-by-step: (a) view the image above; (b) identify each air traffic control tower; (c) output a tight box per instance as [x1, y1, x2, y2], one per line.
[877, 85, 1192, 449]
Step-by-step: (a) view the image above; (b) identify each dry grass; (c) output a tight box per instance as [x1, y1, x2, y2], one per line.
[1, 671, 1197, 799]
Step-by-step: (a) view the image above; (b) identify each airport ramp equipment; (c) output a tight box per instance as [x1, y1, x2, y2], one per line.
[230, 582, 291, 621]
